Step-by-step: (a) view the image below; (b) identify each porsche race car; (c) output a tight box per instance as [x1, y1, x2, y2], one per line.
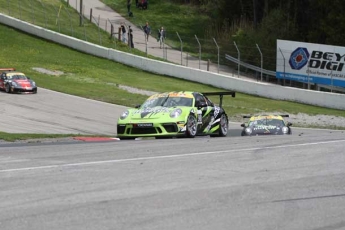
[241, 114, 292, 136]
[0, 68, 37, 94]
[117, 91, 235, 139]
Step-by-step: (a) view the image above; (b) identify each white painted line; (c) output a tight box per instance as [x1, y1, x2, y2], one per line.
[1, 139, 345, 173]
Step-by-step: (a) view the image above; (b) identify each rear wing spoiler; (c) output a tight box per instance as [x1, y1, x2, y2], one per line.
[0, 68, 16, 72]
[242, 114, 289, 118]
[202, 91, 235, 107]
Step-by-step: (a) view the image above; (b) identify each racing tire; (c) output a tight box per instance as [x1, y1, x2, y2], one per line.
[186, 114, 197, 138]
[5, 84, 11, 93]
[218, 114, 228, 137]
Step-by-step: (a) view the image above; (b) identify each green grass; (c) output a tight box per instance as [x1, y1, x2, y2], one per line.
[0, 0, 164, 58]
[0, 1, 345, 141]
[0, 132, 77, 142]
[101, 0, 215, 58]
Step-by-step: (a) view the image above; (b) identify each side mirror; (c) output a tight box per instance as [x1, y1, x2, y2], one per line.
[135, 104, 141, 108]
[287, 122, 292, 127]
[241, 123, 245, 127]
[196, 101, 207, 108]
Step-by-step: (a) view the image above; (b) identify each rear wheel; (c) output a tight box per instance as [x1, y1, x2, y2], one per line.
[186, 114, 197, 138]
[219, 114, 228, 137]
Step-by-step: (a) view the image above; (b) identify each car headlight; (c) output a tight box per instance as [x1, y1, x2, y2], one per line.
[170, 108, 182, 118]
[282, 126, 289, 134]
[11, 81, 18, 87]
[32, 81, 36, 86]
[245, 127, 252, 134]
[120, 110, 129, 120]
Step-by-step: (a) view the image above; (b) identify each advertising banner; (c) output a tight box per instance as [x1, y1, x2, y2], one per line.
[276, 40, 345, 87]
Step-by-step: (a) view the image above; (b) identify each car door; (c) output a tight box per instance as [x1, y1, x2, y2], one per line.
[193, 93, 214, 133]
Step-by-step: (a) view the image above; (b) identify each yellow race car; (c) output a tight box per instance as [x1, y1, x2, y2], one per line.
[241, 114, 292, 136]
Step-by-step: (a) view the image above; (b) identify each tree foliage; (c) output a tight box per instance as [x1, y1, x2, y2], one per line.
[178, 0, 345, 69]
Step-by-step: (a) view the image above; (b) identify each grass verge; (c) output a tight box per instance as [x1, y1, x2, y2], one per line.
[0, 132, 77, 142]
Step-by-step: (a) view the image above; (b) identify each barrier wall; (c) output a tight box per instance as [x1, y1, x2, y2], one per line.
[1, 13, 344, 110]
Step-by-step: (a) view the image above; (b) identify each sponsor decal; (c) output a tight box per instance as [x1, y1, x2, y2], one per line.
[253, 125, 277, 130]
[277, 40, 345, 87]
[214, 106, 220, 118]
[133, 107, 170, 118]
[134, 123, 153, 127]
[309, 50, 344, 72]
[289, 47, 310, 70]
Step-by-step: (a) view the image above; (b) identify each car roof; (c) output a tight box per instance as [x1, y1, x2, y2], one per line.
[5, 72, 25, 76]
[149, 91, 195, 99]
[249, 115, 284, 121]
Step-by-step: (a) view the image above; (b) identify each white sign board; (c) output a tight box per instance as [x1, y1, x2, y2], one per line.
[276, 40, 345, 87]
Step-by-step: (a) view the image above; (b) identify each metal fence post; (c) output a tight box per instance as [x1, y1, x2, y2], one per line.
[279, 48, 285, 86]
[79, 0, 83, 26]
[330, 63, 334, 93]
[213, 38, 219, 73]
[307, 61, 310, 89]
[186, 53, 189, 67]
[234, 41, 240, 78]
[195, 35, 201, 69]
[256, 44, 263, 82]
[176, 32, 183, 65]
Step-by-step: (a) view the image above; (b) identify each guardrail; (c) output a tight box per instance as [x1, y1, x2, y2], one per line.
[225, 54, 276, 76]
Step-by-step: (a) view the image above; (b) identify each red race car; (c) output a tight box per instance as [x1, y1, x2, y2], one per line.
[0, 68, 37, 94]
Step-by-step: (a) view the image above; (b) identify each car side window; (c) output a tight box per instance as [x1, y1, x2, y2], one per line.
[204, 96, 214, 107]
[194, 93, 206, 107]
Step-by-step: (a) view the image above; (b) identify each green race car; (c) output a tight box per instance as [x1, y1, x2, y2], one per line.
[117, 91, 235, 139]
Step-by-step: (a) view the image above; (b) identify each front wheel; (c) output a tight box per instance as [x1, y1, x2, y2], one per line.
[218, 114, 228, 137]
[5, 84, 11, 93]
[186, 114, 197, 138]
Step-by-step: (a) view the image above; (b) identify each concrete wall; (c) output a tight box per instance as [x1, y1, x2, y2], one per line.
[1, 13, 344, 110]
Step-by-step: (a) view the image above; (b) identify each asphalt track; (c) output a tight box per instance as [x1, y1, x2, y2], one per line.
[0, 88, 127, 135]
[1, 88, 345, 230]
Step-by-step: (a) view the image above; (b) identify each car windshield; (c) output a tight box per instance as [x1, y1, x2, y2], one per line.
[141, 95, 193, 108]
[8, 75, 28, 80]
[249, 118, 285, 127]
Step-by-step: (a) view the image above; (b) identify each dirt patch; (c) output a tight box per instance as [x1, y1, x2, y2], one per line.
[32, 67, 64, 76]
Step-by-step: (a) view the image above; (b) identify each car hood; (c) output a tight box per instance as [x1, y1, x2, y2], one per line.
[129, 106, 176, 120]
[13, 79, 33, 87]
[124, 106, 189, 122]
